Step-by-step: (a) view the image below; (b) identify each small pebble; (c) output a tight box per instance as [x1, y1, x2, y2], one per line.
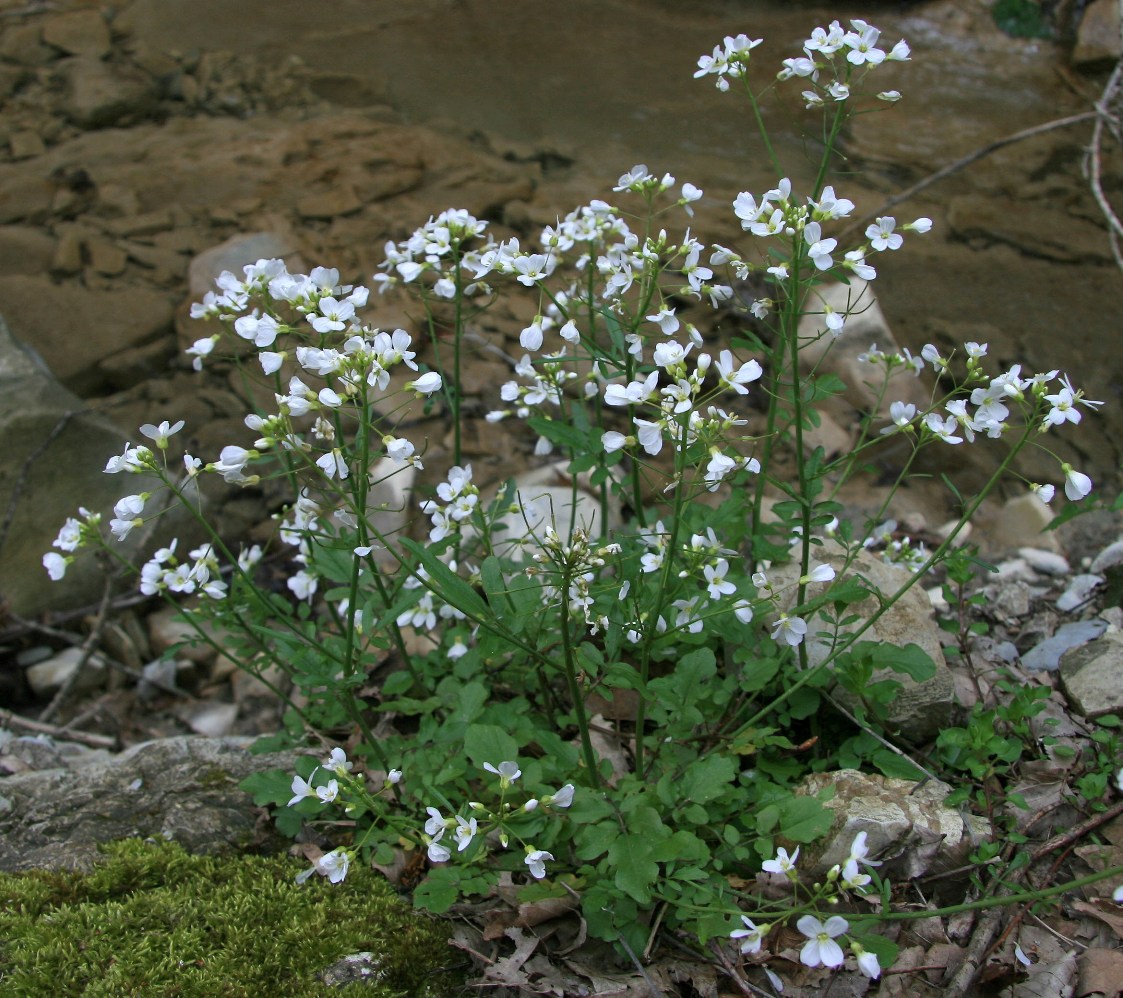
[1056, 574, 1103, 613]
[1022, 619, 1108, 671]
[1090, 539, 1123, 574]
[1018, 547, 1070, 576]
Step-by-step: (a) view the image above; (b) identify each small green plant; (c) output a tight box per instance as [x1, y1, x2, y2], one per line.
[991, 0, 1054, 38]
[42, 13, 1121, 987]
[0, 838, 459, 997]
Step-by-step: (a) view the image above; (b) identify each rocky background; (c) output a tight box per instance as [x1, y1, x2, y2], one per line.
[3, 1, 1123, 991]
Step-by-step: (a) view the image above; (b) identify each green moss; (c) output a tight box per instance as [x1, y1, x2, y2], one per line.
[0, 839, 462, 997]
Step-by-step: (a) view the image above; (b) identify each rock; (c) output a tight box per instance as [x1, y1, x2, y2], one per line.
[796, 279, 927, 418]
[0, 225, 56, 276]
[0, 735, 303, 872]
[796, 770, 990, 881]
[24, 647, 108, 698]
[1073, 0, 1121, 65]
[1022, 619, 1109, 671]
[295, 186, 363, 220]
[0, 311, 135, 616]
[8, 131, 46, 160]
[137, 658, 180, 702]
[182, 702, 239, 737]
[147, 607, 219, 665]
[319, 952, 387, 988]
[51, 225, 85, 274]
[1090, 539, 1123, 574]
[987, 493, 1060, 554]
[187, 230, 303, 301]
[41, 9, 113, 59]
[771, 550, 955, 743]
[86, 237, 128, 276]
[0, 275, 174, 395]
[1060, 633, 1123, 718]
[1018, 547, 1070, 577]
[1057, 574, 1104, 612]
[0, 168, 54, 225]
[57, 57, 159, 130]
[948, 194, 1111, 265]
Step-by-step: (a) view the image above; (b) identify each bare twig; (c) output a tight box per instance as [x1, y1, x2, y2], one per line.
[0, 706, 116, 749]
[1083, 51, 1123, 270]
[37, 570, 114, 723]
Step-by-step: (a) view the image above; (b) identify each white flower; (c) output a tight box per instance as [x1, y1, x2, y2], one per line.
[139, 419, 185, 450]
[484, 760, 522, 787]
[866, 216, 903, 251]
[288, 774, 317, 807]
[797, 914, 848, 968]
[454, 815, 478, 852]
[771, 613, 808, 647]
[407, 371, 443, 395]
[324, 747, 353, 775]
[544, 784, 575, 808]
[1063, 464, 1092, 500]
[730, 915, 766, 955]
[855, 947, 881, 979]
[316, 849, 351, 884]
[704, 559, 737, 599]
[525, 849, 554, 879]
[762, 846, 798, 876]
[804, 222, 837, 270]
[43, 552, 69, 580]
[800, 563, 835, 585]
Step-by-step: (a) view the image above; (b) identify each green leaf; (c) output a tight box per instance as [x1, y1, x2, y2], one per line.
[608, 835, 658, 904]
[413, 868, 460, 913]
[464, 723, 519, 767]
[679, 754, 736, 805]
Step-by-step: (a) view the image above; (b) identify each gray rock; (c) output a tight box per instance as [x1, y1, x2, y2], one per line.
[771, 549, 955, 743]
[0, 735, 302, 872]
[0, 311, 131, 616]
[1073, 0, 1121, 65]
[1060, 633, 1123, 718]
[1056, 574, 1104, 613]
[319, 952, 387, 988]
[1018, 547, 1070, 577]
[988, 494, 1060, 554]
[1022, 619, 1109, 671]
[1090, 539, 1123, 574]
[57, 57, 159, 130]
[796, 770, 990, 881]
[24, 647, 108, 698]
[187, 230, 303, 301]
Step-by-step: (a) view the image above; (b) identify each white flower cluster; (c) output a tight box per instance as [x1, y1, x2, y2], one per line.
[422, 760, 574, 881]
[734, 834, 883, 980]
[869, 342, 1101, 501]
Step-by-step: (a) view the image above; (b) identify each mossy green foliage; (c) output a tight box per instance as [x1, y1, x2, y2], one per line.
[0, 839, 460, 997]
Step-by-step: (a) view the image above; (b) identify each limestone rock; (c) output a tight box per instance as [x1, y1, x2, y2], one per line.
[0, 312, 130, 616]
[1060, 633, 1123, 718]
[57, 57, 159, 130]
[0, 735, 302, 872]
[796, 769, 990, 881]
[24, 647, 108, 698]
[986, 493, 1061, 555]
[0, 225, 56, 276]
[770, 549, 955, 743]
[1023, 620, 1107, 672]
[1073, 0, 1121, 65]
[948, 194, 1111, 265]
[0, 168, 54, 225]
[0, 275, 174, 395]
[41, 9, 112, 59]
[796, 279, 927, 418]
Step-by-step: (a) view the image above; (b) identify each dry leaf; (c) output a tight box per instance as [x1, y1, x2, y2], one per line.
[1072, 900, 1123, 941]
[1078, 947, 1123, 997]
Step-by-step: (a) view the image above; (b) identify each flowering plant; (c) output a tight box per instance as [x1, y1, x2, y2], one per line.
[45, 15, 1115, 985]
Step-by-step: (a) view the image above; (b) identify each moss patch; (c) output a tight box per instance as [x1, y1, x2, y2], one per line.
[0, 839, 461, 996]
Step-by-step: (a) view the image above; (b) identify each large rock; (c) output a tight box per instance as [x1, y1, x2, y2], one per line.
[796, 769, 990, 880]
[0, 312, 130, 616]
[796, 279, 928, 419]
[41, 9, 112, 59]
[0, 275, 174, 395]
[56, 57, 159, 130]
[0, 735, 302, 872]
[1073, 0, 1122, 65]
[1060, 633, 1123, 718]
[771, 549, 955, 743]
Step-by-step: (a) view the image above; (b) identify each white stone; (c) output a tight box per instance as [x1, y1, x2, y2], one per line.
[1018, 547, 1070, 577]
[1090, 539, 1123, 574]
[25, 647, 107, 697]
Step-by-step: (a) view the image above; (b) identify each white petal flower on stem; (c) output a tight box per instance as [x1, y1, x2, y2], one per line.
[407, 371, 443, 395]
[730, 915, 766, 955]
[316, 849, 351, 884]
[139, 420, 185, 450]
[1063, 464, 1093, 500]
[771, 613, 808, 647]
[855, 947, 881, 979]
[43, 552, 69, 580]
[797, 914, 849, 968]
[545, 784, 575, 808]
[804, 222, 837, 270]
[484, 760, 522, 787]
[324, 748, 353, 775]
[800, 563, 835, 584]
[525, 849, 554, 879]
[703, 559, 737, 599]
[761, 846, 799, 876]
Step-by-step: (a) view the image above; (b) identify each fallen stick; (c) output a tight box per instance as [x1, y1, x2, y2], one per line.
[0, 706, 116, 749]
